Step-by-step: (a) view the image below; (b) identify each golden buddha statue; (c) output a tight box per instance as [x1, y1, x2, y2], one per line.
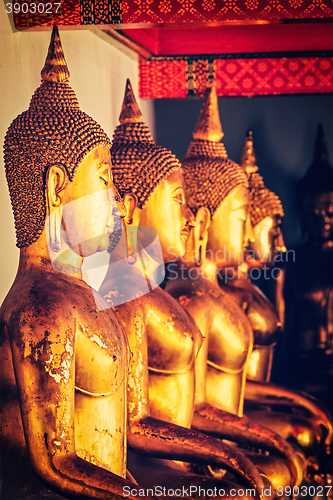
[164, 87, 305, 495]
[220, 131, 332, 462]
[100, 79, 268, 499]
[0, 27, 141, 500]
[225, 130, 287, 384]
[282, 124, 333, 414]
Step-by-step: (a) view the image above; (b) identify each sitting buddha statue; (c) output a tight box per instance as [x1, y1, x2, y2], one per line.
[0, 27, 143, 500]
[282, 124, 333, 415]
[222, 131, 333, 463]
[164, 86, 305, 496]
[99, 79, 268, 499]
[239, 130, 287, 334]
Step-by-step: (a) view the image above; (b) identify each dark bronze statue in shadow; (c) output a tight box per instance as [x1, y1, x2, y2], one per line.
[282, 124, 333, 422]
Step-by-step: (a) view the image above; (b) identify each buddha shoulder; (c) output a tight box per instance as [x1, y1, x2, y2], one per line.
[170, 280, 219, 336]
[208, 286, 252, 372]
[166, 277, 251, 370]
[223, 281, 280, 345]
[144, 287, 199, 374]
[1, 272, 126, 396]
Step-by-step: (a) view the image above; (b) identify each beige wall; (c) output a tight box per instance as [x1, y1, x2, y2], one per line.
[0, 8, 155, 304]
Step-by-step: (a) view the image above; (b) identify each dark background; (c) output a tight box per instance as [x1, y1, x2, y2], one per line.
[154, 94, 333, 248]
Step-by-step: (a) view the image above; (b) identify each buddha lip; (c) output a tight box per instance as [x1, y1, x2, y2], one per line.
[181, 228, 190, 240]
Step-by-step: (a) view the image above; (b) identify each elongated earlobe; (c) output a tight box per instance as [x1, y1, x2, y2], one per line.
[125, 225, 137, 265]
[195, 237, 204, 267]
[50, 206, 62, 252]
[194, 207, 211, 267]
[46, 164, 67, 254]
[122, 193, 139, 264]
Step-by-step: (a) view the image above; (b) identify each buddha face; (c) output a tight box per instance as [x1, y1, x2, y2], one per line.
[250, 215, 286, 265]
[60, 145, 120, 257]
[207, 185, 252, 266]
[137, 170, 193, 261]
[301, 192, 333, 243]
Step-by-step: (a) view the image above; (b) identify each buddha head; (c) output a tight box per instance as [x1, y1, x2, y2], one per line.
[240, 131, 286, 265]
[4, 27, 122, 268]
[296, 124, 333, 247]
[181, 86, 252, 268]
[110, 79, 193, 263]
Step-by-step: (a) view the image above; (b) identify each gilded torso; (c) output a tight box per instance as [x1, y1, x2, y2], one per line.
[101, 262, 202, 429]
[222, 280, 280, 346]
[221, 279, 280, 382]
[165, 268, 252, 415]
[0, 270, 128, 498]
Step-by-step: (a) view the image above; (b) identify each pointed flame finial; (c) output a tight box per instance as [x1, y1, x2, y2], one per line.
[193, 85, 223, 143]
[314, 123, 328, 163]
[240, 130, 258, 174]
[119, 79, 143, 124]
[41, 26, 70, 83]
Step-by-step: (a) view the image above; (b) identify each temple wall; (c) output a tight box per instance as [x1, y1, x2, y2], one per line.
[0, 9, 155, 304]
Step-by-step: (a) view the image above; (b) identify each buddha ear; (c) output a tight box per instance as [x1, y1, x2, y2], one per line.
[245, 214, 255, 245]
[46, 164, 68, 209]
[45, 165, 68, 253]
[194, 207, 211, 241]
[123, 193, 138, 225]
[193, 207, 210, 266]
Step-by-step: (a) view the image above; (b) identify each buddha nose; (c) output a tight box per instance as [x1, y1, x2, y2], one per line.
[185, 205, 197, 227]
[113, 185, 127, 218]
[275, 230, 287, 253]
[320, 209, 330, 225]
[244, 214, 255, 249]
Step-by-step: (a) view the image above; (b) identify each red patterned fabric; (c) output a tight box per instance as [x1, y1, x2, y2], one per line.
[12, 0, 120, 29]
[12, 0, 332, 99]
[140, 59, 188, 98]
[13, 0, 80, 29]
[13, 0, 333, 29]
[123, 0, 332, 23]
[139, 56, 333, 98]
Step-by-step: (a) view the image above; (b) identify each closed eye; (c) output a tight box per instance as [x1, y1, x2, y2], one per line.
[174, 195, 183, 205]
[100, 176, 109, 187]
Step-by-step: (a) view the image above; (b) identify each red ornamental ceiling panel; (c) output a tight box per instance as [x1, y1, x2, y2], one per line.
[122, 0, 333, 23]
[11, 0, 333, 97]
[12, 0, 333, 28]
[139, 56, 333, 97]
[140, 59, 188, 97]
